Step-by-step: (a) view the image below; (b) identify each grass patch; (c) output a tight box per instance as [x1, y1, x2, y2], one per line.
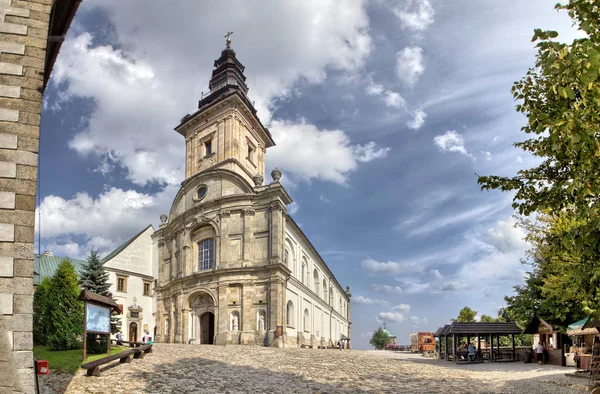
[33, 345, 131, 374]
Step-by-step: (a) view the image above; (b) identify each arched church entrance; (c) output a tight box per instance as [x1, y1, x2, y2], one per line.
[200, 312, 215, 344]
[129, 322, 138, 343]
[189, 291, 216, 344]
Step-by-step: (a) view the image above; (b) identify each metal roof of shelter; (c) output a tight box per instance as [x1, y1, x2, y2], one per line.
[33, 254, 87, 285]
[435, 322, 521, 336]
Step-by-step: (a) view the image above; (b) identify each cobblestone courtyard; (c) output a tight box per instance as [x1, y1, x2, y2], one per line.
[42, 344, 589, 393]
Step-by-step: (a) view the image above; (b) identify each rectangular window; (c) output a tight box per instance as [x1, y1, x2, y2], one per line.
[117, 276, 127, 293]
[130, 311, 139, 318]
[143, 282, 151, 296]
[205, 140, 212, 156]
[118, 304, 124, 315]
[198, 238, 215, 271]
[247, 143, 256, 164]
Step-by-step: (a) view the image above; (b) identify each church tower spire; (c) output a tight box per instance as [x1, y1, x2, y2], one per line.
[175, 36, 275, 186]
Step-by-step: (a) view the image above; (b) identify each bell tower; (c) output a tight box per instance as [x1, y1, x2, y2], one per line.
[175, 32, 275, 186]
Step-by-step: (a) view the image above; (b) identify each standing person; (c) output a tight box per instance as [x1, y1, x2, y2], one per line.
[468, 343, 476, 362]
[338, 340, 342, 351]
[116, 331, 123, 346]
[536, 341, 544, 365]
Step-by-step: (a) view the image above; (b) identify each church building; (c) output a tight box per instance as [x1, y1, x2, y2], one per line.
[153, 36, 351, 347]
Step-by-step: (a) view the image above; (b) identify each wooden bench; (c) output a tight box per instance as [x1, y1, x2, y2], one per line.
[300, 344, 313, 349]
[81, 350, 135, 376]
[81, 344, 153, 376]
[110, 339, 146, 348]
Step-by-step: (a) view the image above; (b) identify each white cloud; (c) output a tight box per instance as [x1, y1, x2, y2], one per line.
[407, 109, 426, 130]
[393, 0, 435, 31]
[378, 311, 405, 323]
[410, 316, 428, 325]
[482, 216, 529, 254]
[36, 185, 178, 256]
[365, 78, 384, 96]
[287, 201, 300, 215]
[371, 284, 403, 295]
[517, 155, 524, 163]
[429, 269, 442, 280]
[361, 258, 416, 275]
[354, 296, 388, 305]
[391, 303, 411, 312]
[319, 194, 331, 203]
[267, 120, 390, 185]
[353, 141, 391, 163]
[396, 46, 425, 86]
[481, 151, 493, 161]
[433, 130, 472, 158]
[383, 91, 406, 109]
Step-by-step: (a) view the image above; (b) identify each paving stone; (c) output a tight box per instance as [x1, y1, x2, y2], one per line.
[37, 345, 589, 394]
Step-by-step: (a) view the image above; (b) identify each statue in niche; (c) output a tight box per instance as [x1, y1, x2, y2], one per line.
[231, 313, 239, 331]
[165, 319, 170, 335]
[258, 313, 265, 331]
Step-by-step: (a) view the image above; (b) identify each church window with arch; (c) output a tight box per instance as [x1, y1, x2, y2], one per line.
[286, 301, 294, 327]
[198, 238, 214, 271]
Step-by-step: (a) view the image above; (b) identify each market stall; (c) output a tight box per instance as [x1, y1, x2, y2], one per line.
[523, 316, 568, 366]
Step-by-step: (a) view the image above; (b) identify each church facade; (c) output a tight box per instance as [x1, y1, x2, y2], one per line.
[153, 40, 351, 347]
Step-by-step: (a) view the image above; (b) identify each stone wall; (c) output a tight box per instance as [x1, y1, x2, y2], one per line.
[0, 0, 51, 392]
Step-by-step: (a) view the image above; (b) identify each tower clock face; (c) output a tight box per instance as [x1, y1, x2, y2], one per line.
[197, 185, 208, 201]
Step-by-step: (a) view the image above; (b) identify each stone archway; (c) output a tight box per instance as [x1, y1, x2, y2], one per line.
[200, 312, 215, 344]
[189, 291, 216, 344]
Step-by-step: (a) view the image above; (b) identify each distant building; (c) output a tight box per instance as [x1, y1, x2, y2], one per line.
[102, 225, 156, 343]
[33, 225, 157, 343]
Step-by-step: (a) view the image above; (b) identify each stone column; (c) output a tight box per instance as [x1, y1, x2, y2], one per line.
[218, 210, 230, 268]
[241, 208, 254, 263]
[214, 284, 228, 345]
[0, 1, 55, 392]
[269, 201, 284, 264]
[181, 308, 189, 344]
[267, 277, 285, 348]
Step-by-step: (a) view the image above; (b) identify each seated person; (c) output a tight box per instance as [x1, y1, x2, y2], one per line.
[468, 343, 476, 361]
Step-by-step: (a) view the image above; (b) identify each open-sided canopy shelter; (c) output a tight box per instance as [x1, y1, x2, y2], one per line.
[435, 322, 522, 362]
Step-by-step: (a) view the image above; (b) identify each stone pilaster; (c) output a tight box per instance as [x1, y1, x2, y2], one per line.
[0, 1, 51, 392]
[214, 284, 228, 345]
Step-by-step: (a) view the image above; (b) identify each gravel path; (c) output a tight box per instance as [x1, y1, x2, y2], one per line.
[39, 344, 589, 393]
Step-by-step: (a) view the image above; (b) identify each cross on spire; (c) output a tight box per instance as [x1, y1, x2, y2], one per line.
[225, 31, 233, 48]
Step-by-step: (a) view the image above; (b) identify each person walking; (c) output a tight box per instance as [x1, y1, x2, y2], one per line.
[536, 341, 544, 365]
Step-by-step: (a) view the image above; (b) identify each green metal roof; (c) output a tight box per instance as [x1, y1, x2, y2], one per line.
[33, 254, 87, 285]
[383, 328, 396, 338]
[568, 317, 589, 331]
[100, 225, 153, 264]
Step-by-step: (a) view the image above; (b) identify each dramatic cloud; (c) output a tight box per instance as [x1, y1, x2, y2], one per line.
[268, 120, 390, 184]
[407, 109, 426, 130]
[36, 185, 178, 256]
[396, 46, 425, 86]
[482, 217, 528, 253]
[354, 296, 388, 305]
[54, 0, 375, 186]
[393, 0, 435, 31]
[433, 130, 471, 158]
[371, 284, 403, 295]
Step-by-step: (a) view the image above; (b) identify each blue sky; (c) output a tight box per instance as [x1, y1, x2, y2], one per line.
[37, 0, 584, 350]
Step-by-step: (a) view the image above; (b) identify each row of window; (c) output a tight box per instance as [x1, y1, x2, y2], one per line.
[116, 275, 152, 297]
[198, 138, 256, 164]
[285, 248, 346, 317]
[285, 300, 345, 335]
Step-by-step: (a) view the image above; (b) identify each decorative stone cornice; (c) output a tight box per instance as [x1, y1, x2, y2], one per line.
[270, 201, 284, 212]
[218, 209, 231, 218]
[242, 208, 255, 216]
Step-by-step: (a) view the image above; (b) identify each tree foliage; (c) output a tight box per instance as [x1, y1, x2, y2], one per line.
[453, 306, 478, 322]
[47, 259, 84, 351]
[79, 250, 110, 296]
[478, 1, 600, 318]
[369, 328, 390, 350]
[33, 277, 51, 346]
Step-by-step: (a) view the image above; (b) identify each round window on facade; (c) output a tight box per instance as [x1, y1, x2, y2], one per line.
[196, 185, 208, 201]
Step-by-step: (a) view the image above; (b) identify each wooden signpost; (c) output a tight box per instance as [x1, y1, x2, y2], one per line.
[79, 289, 121, 361]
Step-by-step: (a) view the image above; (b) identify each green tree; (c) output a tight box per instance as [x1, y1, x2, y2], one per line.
[477, 1, 600, 316]
[33, 277, 51, 346]
[480, 314, 497, 323]
[47, 259, 84, 351]
[453, 306, 477, 322]
[79, 250, 120, 353]
[369, 328, 390, 350]
[79, 250, 110, 296]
